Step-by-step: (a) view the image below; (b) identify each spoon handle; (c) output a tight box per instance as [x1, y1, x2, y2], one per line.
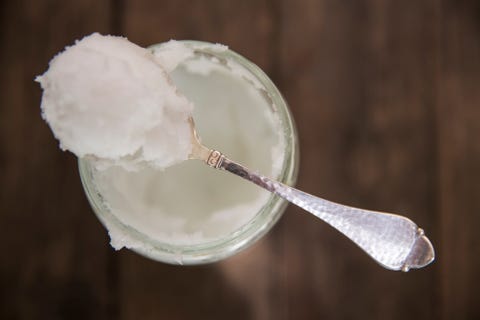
[206, 151, 435, 271]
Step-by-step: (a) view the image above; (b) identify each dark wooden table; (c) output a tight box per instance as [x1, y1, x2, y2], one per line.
[1, 1, 479, 319]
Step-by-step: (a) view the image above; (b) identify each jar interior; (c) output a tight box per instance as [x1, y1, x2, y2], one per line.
[79, 41, 298, 264]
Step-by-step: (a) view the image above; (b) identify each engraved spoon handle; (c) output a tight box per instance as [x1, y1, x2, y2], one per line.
[206, 150, 435, 272]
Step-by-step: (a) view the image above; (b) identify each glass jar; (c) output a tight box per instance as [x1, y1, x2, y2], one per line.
[78, 41, 299, 265]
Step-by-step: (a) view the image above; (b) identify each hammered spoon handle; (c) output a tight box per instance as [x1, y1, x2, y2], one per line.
[188, 119, 435, 271]
[216, 153, 434, 271]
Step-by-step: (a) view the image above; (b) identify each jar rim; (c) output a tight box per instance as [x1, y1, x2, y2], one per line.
[78, 40, 299, 264]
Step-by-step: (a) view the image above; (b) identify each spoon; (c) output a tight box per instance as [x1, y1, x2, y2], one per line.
[188, 118, 434, 271]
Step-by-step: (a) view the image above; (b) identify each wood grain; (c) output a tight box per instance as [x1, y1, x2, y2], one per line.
[278, 1, 439, 319]
[0, 0, 479, 319]
[0, 1, 114, 319]
[437, 1, 480, 318]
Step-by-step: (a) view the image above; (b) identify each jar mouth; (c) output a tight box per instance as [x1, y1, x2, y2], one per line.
[78, 40, 299, 265]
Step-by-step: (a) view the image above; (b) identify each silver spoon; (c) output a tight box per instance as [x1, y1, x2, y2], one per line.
[188, 118, 434, 271]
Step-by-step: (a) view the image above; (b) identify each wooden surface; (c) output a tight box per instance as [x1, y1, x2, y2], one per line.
[1, 0, 479, 319]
